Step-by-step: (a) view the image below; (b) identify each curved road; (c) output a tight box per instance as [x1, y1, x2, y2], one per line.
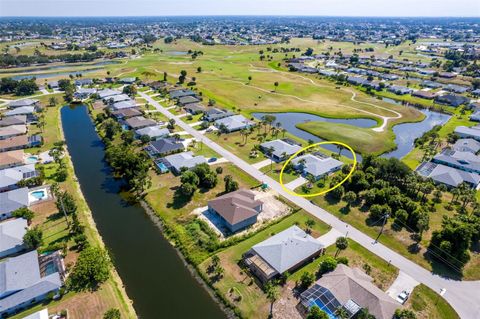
[140, 92, 480, 319]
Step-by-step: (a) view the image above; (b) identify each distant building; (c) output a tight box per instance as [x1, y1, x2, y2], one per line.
[435, 94, 469, 107]
[244, 225, 324, 282]
[416, 162, 480, 188]
[208, 189, 263, 233]
[8, 99, 39, 109]
[387, 85, 413, 95]
[74, 78, 93, 86]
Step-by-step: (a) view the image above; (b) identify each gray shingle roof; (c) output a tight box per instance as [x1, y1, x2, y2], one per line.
[260, 139, 302, 158]
[135, 125, 170, 139]
[4, 107, 35, 117]
[149, 138, 184, 155]
[0, 218, 27, 257]
[433, 149, 480, 174]
[0, 116, 27, 128]
[452, 139, 480, 153]
[97, 89, 122, 99]
[0, 187, 29, 217]
[164, 151, 206, 172]
[112, 100, 136, 110]
[251, 225, 323, 274]
[417, 162, 480, 188]
[8, 99, 38, 109]
[292, 153, 343, 177]
[455, 126, 480, 140]
[0, 250, 40, 298]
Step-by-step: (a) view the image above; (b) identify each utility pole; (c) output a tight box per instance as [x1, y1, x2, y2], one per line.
[374, 213, 389, 244]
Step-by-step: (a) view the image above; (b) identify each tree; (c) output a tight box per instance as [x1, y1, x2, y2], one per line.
[265, 281, 279, 317]
[180, 170, 200, 187]
[306, 306, 329, 319]
[224, 175, 239, 193]
[335, 237, 349, 257]
[178, 182, 196, 198]
[319, 256, 338, 274]
[197, 66, 202, 73]
[12, 207, 35, 224]
[299, 271, 315, 289]
[49, 96, 57, 107]
[67, 246, 111, 291]
[15, 79, 38, 96]
[248, 75, 252, 84]
[393, 309, 416, 319]
[274, 81, 279, 91]
[103, 308, 121, 319]
[343, 191, 357, 208]
[23, 227, 43, 249]
[122, 84, 137, 97]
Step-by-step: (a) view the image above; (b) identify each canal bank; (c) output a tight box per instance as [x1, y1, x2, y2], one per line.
[61, 105, 226, 319]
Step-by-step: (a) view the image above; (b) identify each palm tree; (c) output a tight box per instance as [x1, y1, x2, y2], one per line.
[274, 81, 279, 91]
[335, 237, 349, 257]
[335, 307, 349, 319]
[281, 128, 287, 138]
[248, 75, 252, 84]
[264, 282, 279, 318]
[48, 97, 57, 107]
[267, 146, 275, 170]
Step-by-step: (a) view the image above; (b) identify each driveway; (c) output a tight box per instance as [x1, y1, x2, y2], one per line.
[316, 228, 344, 247]
[284, 177, 307, 190]
[252, 159, 271, 169]
[386, 271, 420, 301]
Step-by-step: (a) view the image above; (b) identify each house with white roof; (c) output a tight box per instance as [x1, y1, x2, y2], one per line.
[260, 139, 302, 162]
[8, 99, 39, 109]
[164, 151, 207, 174]
[0, 164, 38, 192]
[244, 225, 324, 282]
[0, 218, 27, 258]
[135, 125, 170, 141]
[214, 114, 255, 132]
[292, 153, 344, 180]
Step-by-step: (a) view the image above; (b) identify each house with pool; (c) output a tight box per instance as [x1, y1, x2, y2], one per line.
[0, 186, 51, 220]
[292, 152, 344, 181]
[0, 250, 65, 317]
[0, 150, 25, 170]
[299, 264, 400, 319]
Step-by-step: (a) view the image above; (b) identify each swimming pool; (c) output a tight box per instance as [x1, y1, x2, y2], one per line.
[155, 161, 169, 173]
[30, 190, 46, 200]
[44, 261, 58, 276]
[307, 299, 339, 319]
[25, 155, 39, 164]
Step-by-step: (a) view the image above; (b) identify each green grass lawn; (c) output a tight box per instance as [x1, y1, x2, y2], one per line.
[407, 284, 459, 319]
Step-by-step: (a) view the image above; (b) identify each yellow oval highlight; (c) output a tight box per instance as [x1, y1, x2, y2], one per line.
[279, 141, 357, 198]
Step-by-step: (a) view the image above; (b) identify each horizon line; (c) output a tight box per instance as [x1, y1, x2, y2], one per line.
[1, 15, 480, 18]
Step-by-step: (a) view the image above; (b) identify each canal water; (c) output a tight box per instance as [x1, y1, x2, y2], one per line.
[61, 105, 225, 319]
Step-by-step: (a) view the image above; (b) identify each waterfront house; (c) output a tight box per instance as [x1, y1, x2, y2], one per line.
[74, 78, 93, 86]
[0, 164, 38, 192]
[0, 218, 27, 258]
[111, 108, 142, 120]
[416, 162, 480, 188]
[0, 125, 27, 140]
[164, 151, 207, 174]
[292, 153, 343, 180]
[0, 116, 27, 127]
[260, 139, 302, 162]
[432, 149, 480, 174]
[203, 108, 235, 122]
[299, 264, 400, 319]
[387, 85, 413, 95]
[453, 139, 480, 154]
[4, 107, 37, 122]
[0, 150, 24, 170]
[97, 89, 121, 100]
[177, 95, 201, 106]
[244, 225, 324, 283]
[0, 250, 63, 316]
[445, 84, 470, 94]
[207, 189, 263, 233]
[0, 187, 30, 220]
[454, 126, 480, 141]
[0, 135, 42, 152]
[435, 94, 469, 107]
[412, 90, 436, 100]
[73, 88, 97, 100]
[147, 138, 185, 157]
[124, 116, 157, 130]
[135, 125, 170, 140]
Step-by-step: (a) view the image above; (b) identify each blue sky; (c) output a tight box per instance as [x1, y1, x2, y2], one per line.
[1, 0, 479, 17]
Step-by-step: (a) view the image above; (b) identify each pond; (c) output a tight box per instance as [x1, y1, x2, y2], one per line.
[253, 112, 376, 159]
[61, 105, 225, 319]
[253, 105, 451, 160]
[167, 51, 189, 56]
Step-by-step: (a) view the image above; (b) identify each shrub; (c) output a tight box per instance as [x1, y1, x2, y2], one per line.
[319, 256, 337, 274]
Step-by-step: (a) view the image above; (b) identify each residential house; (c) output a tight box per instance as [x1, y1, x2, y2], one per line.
[0, 116, 27, 127]
[177, 95, 200, 106]
[163, 151, 207, 174]
[260, 139, 302, 162]
[184, 103, 207, 114]
[470, 110, 480, 122]
[124, 116, 157, 130]
[118, 77, 136, 84]
[4, 107, 37, 122]
[0, 164, 38, 192]
[472, 89, 480, 97]
[203, 108, 234, 122]
[73, 88, 97, 100]
[97, 89, 121, 100]
[111, 108, 142, 120]
[106, 94, 131, 104]
[135, 125, 170, 140]
[454, 126, 480, 141]
[453, 139, 480, 154]
[214, 115, 254, 132]
[244, 225, 324, 282]
[421, 80, 443, 89]
[0, 135, 42, 152]
[439, 72, 457, 79]
[347, 76, 368, 86]
[207, 189, 263, 232]
[0, 125, 27, 140]
[445, 84, 470, 94]
[169, 89, 197, 99]
[47, 81, 59, 90]
[0, 218, 27, 258]
[146, 138, 185, 157]
[435, 94, 470, 107]
[74, 78, 93, 86]
[412, 90, 436, 100]
[0, 187, 30, 220]
[299, 264, 400, 319]
[0, 250, 63, 316]
[416, 161, 480, 188]
[292, 153, 343, 180]
[111, 100, 137, 111]
[432, 149, 480, 174]
[22, 309, 49, 319]
[8, 99, 39, 109]
[0, 150, 24, 170]
[387, 85, 413, 95]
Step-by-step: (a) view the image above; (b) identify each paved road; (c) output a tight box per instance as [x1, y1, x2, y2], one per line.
[141, 92, 480, 318]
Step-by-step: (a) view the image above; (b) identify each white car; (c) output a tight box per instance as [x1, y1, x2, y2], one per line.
[396, 290, 410, 304]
